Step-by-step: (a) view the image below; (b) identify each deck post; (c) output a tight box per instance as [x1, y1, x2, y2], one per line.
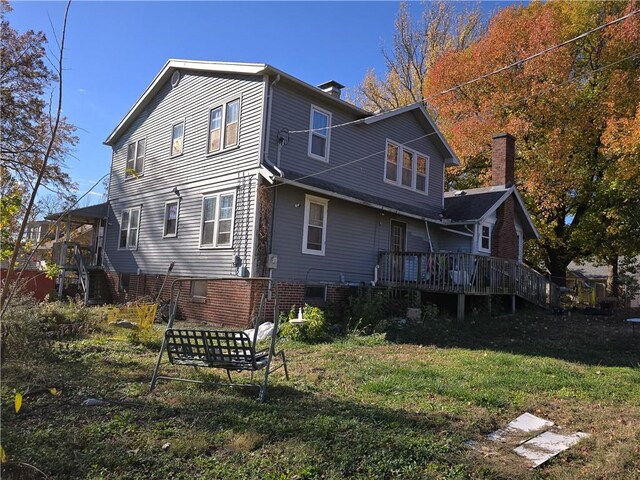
[457, 293, 465, 321]
[511, 295, 516, 314]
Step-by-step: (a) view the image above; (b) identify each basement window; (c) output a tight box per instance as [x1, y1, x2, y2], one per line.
[191, 280, 207, 301]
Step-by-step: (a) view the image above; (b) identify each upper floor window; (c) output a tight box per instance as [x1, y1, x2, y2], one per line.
[479, 223, 491, 253]
[26, 225, 41, 242]
[302, 194, 328, 256]
[384, 140, 429, 194]
[200, 191, 235, 248]
[126, 139, 145, 178]
[119, 206, 141, 249]
[163, 200, 179, 237]
[308, 106, 331, 161]
[171, 122, 184, 157]
[208, 98, 240, 154]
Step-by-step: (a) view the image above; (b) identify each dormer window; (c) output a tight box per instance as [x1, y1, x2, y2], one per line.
[308, 105, 331, 162]
[384, 139, 429, 194]
[126, 139, 145, 178]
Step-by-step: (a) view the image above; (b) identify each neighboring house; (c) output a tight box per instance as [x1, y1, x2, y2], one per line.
[56, 60, 556, 320]
[568, 258, 640, 308]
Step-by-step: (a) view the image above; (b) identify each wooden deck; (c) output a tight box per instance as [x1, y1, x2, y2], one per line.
[378, 251, 560, 309]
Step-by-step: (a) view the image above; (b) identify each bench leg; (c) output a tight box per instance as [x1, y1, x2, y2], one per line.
[280, 350, 290, 380]
[226, 369, 233, 383]
[150, 336, 168, 391]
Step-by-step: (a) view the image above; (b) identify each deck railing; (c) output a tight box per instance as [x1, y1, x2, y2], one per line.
[377, 251, 559, 308]
[52, 241, 93, 268]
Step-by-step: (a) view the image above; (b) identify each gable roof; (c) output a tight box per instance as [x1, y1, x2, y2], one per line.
[104, 60, 459, 166]
[104, 59, 369, 146]
[443, 185, 539, 239]
[363, 103, 459, 165]
[263, 163, 443, 222]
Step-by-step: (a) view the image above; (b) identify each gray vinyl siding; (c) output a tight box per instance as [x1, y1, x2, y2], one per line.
[434, 227, 474, 253]
[268, 81, 446, 211]
[270, 184, 429, 283]
[104, 174, 257, 277]
[104, 70, 264, 275]
[109, 71, 263, 199]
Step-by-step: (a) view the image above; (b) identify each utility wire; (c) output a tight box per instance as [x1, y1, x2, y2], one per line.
[264, 51, 639, 190]
[288, 9, 639, 135]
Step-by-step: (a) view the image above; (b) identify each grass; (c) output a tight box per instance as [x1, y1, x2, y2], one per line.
[1, 309, 639, 479]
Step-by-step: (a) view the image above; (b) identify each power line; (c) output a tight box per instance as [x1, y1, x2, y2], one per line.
[425, 9, 639, 100]
[265, 51, 639, 190]
[288, 9, 639, 135]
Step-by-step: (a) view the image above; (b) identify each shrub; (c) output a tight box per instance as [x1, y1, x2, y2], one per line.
[279, 304, 330, 343]
[1, 293, 51, 360]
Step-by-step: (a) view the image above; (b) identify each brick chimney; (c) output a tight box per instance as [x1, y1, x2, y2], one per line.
[490, 133, 519, 260]
[492, 133, 515, 186]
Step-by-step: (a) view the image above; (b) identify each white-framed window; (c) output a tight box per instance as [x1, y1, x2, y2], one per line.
[119, 206, 141, 249]
[208, 98, 240, 154]
[163, 200, 179, 238]
[27, 225, 41, 242]
[302, 195, 328, 256]
[200, 191, 235, 248]
[126, 139, 145, 177]
[479, 223, 491, 253]
[385, 142, 398, 182]
[308, 105, 331, 162]
[383, 139, 429, 194]
[170, 121, 184, 157]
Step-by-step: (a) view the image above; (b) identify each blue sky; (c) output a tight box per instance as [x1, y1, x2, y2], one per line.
[8, 1, 509, 203]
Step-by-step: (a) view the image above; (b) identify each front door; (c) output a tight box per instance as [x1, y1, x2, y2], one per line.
[390, 220, 406, 281]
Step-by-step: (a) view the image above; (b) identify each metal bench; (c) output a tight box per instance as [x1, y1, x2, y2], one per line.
[150, 278, 288, 402]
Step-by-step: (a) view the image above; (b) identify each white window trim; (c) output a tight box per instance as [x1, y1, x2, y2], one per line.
[307, 105, 332, 162]
[118, 206, 141, 250]
[169, 120, 185, 158]
[478, 222, 492, 253]
[162, 200, 180, 238]
[383, 139, 430, 195]
[516, 225, 524, 263]
[302, 194, 329, 256]
[199, 190, 236, 249]
[125, 138, 146, 179]
[206, 97, 241, 155]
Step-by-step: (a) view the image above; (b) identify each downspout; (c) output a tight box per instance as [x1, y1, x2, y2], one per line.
[424, 220, 434, 253]
[264, 74, 280, 165]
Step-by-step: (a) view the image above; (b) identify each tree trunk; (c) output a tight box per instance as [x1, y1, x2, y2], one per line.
[546, 252, 570, 287]
[606, 256, 619, 301]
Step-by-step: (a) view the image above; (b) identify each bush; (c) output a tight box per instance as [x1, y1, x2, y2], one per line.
[279, 304, 330, 343]
[1, 293, 51, 360]
[1, 297, 105, 360]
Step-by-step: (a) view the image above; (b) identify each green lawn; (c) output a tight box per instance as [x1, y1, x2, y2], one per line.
[2, 311, 639, 479]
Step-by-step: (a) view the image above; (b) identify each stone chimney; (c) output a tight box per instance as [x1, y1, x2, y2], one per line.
[317, 80, 344, 99]
[492, 133, 515, 186]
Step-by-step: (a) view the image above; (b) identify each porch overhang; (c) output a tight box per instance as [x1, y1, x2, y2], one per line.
[46, 202, 108, 226]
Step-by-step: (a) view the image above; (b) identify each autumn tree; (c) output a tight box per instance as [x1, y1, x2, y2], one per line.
[357, 0, 483, 111]
[425, 0, 640, 288]
[1, 0, 73, 313]
[0, 0, 77, 198]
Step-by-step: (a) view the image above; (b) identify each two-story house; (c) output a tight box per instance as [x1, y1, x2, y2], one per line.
[55, 60, 555, 322]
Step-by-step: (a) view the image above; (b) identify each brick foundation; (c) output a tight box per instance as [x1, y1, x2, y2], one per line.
[104, 271, 351, 327]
